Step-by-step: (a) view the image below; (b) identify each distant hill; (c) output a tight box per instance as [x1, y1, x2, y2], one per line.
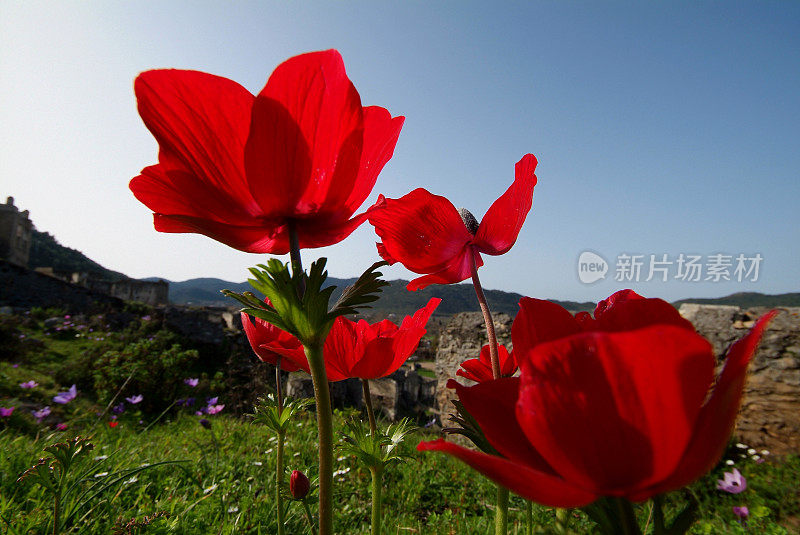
[673, 292, 800, 308]
[28, 228, 127, 281]
[162, 276, 596, 316]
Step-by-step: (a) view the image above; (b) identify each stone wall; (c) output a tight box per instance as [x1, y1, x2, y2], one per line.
[679, 304, 800, 455]
[434, 304, 800, 455]
[0, 197, 32, 267]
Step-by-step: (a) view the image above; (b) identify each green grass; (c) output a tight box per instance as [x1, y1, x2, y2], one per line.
[1, 310, 798, 534]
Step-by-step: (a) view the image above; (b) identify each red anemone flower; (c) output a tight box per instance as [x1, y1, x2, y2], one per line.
[456, 344, 517, 383]
[419, 292, 777, 507]
[131, 50, 404, 253]
[241, 311, 306, 372]
[265, 298, 440, 381]
[368, 154, 537, 291]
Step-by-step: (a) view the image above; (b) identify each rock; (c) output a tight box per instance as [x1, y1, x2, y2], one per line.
[434, 311, 513, 419]
[681, 304, 800, 455]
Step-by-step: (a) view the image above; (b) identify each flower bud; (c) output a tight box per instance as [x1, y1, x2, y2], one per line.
[199, 418, 211, 430]
[290, 469, 310, 499]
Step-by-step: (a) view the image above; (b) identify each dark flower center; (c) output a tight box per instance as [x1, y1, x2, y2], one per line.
[457, 208, 479, 235]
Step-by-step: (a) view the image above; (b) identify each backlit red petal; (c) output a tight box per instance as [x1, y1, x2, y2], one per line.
[638, 311, 778, 499]
[368, 188, 473, 274]
[594, 297, 695, 333]
[406, 248, 479, 291]
[417, 439, 597, 508]
[133, 69, 257, 215]
[517, 327, 714, 495]
[512, 298, 582, 358]
[473, 154, 538, 255]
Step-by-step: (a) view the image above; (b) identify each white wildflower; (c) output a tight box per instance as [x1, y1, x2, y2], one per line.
[94, 472, 109, 478]
[203, 484, 218, 494]
[725, 460, 735, 466]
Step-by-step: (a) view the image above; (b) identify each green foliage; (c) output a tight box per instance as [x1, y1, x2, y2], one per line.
[339, 417, 416, 471]
[91, 338, 198, 411]
[251, 394, 313, 435]
[224, 258, 388, 346]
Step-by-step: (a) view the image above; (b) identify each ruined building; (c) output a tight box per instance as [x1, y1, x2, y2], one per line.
[0, 197, 33, 267]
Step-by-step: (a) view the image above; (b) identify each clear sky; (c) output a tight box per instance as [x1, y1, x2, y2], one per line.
[1, 1, 798, 302]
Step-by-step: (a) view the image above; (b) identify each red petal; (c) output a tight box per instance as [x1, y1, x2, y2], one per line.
[367, 188, 473, 274]
[635, 311, 778, 499]
[241, 313, 304, 372]
[151, 213, 283, 253]
[594, 297, 695, 333]
[320, 317, 359, 382]
[342, 107, 405, 215]
[511, 298, 582, 358]
[473, 154, 538, 255]
[517, 326, 715, 496]
[593, 289, 645, 318]
[453, 378, 556, 474]
[457, 344, 515, 383]
[133, 70, 257, 218]
[418, 439, 597, 508]
[246, 50, 364, 218]
[406, 248, 480, 291]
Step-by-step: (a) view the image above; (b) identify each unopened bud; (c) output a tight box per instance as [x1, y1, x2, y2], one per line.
[290, 469, 310, 499]
[457, 208, 479, 235]
[199, 418, 211, 430]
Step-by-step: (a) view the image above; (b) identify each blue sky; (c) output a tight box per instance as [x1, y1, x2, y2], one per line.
[1, 1, 798, 302]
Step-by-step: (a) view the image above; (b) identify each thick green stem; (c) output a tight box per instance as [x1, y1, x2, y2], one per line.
[305, 343, 333, 535]
[361, 379, 377, 437]
[494, 486, 509, 535]
[370, 466, 383, 535]
[276, 430, 286, 535]
[652, 495, 666, 535]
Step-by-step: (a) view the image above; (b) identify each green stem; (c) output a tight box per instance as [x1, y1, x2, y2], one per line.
[52, 492, 60, 535]
[361, 379, 377, 437]
[302, 500, 318, 535]
[276, 429, 286, 535]
[526, 502, 532, 535]
[652, 495, 665, 535]
[613, 498, 642, 535]
[495, 486, 509, 535]
[470, 251, 501, 378]
[305, 343, 333, 535]
[288, 221, 306, 296]
[370, 466, 383, 535]
[470, 250, 508, 534]
[209, 427, 220, 484]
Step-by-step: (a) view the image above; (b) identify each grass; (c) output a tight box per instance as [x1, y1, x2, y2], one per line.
[0, 310, 798, 534]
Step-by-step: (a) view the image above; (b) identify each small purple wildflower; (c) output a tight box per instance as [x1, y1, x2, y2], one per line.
[12, 363, 19, 368]
[185, 397, 195, 407]
[184, 378, 199, 388]
[112, 403, 126, 415]
[53, 384, 78, 405]
[206, 404, 225, 415]
[733, 506, 749, 521]
[0, 407, 14, 418]
[206, 397, 218, 405]
[717, 468, 746, 494]
[125, 394, 143, 404]
[32, 406, 51, 421]
[20, 380, 39, 389]
[199, 418, 211, 430]
[195, 410, 204, 416]
[55, 422, 68, 431]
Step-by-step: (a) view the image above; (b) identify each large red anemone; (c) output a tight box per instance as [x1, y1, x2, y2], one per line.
[367, 154, 537, 291]
[419, 291, 777, 507]
[131, 50, 404, 253]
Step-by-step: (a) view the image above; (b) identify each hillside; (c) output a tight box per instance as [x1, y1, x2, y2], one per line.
[163, 276, 596, 316]
[673, 292, 800, 308]
[28, 228, 127, 281]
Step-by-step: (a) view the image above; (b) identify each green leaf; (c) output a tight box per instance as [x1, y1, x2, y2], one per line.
[328, 261, 390, 320]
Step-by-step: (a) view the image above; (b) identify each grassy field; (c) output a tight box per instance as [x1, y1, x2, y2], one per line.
[0, 309, 798, 534]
